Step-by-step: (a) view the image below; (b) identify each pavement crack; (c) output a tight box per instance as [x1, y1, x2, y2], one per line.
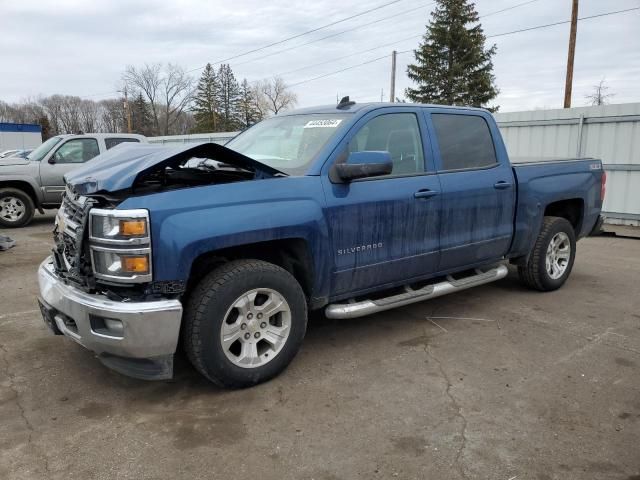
[0, 342, 52, 477]
[423, 331, 469, 480]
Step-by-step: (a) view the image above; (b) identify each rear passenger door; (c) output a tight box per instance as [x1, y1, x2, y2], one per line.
[322, 109, 442, 296]
[426, 110, 515, 271]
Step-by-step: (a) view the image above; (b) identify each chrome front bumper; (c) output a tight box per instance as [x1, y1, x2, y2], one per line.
[37, 257, 183, 379]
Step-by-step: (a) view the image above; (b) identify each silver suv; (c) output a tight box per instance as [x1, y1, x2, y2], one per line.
[0, 133, 146, 228]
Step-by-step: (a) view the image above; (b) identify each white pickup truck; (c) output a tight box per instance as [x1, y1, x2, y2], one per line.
[0, 133, 146, 227]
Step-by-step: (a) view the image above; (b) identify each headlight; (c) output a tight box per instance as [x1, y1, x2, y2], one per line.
[90, 209, 149, 244]
[88, 209, 152, 283]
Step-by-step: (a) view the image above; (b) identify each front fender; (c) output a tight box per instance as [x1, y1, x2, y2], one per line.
[118, 177, 331, 298]
[0, 171, 44, 205]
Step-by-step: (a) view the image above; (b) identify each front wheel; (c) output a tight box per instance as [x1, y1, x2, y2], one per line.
[0, 188, 35, 228]
[183, 259, 308, 388]
[518, 216, 577, 291]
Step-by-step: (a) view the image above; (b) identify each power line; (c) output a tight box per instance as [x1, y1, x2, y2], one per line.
[487, 6, 639, 39]
[276, 34, 423, 77]
[80, 0, 536, 98]
[83, 4, 639, 98]
[185, 0, 406, 74]
[79, 1, 408, 99]
[273, 0, 540, 78]
[288, 54, 391, 87]
[480, 0, 542, 18]
[80, 2, 431, 98]
[287, 7, 639, 88]
[231, 2, 435, 69]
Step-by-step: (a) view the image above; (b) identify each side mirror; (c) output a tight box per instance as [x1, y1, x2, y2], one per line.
[333, 151, 392, 182]
[48, 157, 56, 164]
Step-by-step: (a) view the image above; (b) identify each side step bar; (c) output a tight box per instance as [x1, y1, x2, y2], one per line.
[325, 264, 509, 319]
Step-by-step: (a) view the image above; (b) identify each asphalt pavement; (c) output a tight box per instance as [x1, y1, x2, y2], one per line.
[1, 212, 639, 480]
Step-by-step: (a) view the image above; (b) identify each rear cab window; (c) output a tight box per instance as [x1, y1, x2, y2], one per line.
[431, 113, 497, 171]
[105, 138, 141, 150]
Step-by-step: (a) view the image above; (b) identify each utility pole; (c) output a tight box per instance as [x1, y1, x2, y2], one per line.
[563, 0, 579, 108]
[123, 87, 133, 133]
[389, 50, 397, 103]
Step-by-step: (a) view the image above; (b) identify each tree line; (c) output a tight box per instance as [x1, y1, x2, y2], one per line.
[0, 63, 297, 139]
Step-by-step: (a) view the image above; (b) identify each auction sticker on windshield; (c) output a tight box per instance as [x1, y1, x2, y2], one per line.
[304, 119, 343, 128]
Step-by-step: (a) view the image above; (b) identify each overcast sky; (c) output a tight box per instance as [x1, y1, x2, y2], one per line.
[1, 0, 638, 112]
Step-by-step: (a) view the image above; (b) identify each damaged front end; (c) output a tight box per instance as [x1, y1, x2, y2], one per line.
[41, 142, 278, 379]
[54, 142, 284, 298]
[65, 141, 285, 198]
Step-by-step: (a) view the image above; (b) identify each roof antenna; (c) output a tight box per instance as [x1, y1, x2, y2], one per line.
[337, 96, 356, 109]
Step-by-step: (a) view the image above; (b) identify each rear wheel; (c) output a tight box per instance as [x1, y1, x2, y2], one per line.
[0, 188, 35, 228]
[518, 216, 576, 291]
[183, 259, 308, 388]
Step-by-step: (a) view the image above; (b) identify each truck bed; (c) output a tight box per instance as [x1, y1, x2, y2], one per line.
[510, 157, 604, 259]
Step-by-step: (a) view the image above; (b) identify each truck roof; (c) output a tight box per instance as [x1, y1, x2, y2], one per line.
[282, 102, 491, 116]
[55, 133, 147, 141]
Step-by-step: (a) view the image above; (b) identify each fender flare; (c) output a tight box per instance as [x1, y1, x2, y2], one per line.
[0, 175, 45, 211]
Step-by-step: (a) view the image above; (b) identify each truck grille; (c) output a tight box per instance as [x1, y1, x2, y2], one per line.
[53, 187, 96, 289]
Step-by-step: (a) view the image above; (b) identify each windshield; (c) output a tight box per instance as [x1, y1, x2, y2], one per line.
[226, 114, 349, 175]
[27, 136, 63, 162]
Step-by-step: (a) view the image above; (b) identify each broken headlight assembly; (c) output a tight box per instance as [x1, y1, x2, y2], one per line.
[88, 209, 152, 283]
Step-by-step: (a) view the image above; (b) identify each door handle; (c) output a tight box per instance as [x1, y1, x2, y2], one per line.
[414, 189, 439, 199]
[494, 181, 512, 190]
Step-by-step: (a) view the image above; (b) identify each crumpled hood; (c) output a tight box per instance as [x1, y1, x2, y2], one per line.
[0, 156, 29, 167]
[64, 142, 284, 195]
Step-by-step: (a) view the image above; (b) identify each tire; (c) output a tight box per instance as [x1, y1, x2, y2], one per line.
[0, 188, 35, 228]
[183, 259, 308, 388]
[518, 216, 576, 292]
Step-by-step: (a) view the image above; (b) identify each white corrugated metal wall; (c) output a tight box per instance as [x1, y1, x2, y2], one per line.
[147, 132, 238, 145]
[495, 103, 640, 226]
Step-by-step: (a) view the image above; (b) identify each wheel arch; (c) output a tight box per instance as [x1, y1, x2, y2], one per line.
[186, 238, 315, 300]
[0, 179, 41, 208]
[543, 198, 584, 234]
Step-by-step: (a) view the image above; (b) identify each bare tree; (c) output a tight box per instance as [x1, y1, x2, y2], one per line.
[40, 95, 64, 135]
[257, 77, 297, 115]
[251, 83, 269, 120]
[123, 63, 193, 135]
[99, 99, 126, 133]
[123, 63, 162, 132]
[585, 79, 615, 106]
[0, 100, 12, 122]
[79, 99, 100, 132]
[162, 64, 194, 135]
[57, 95, 84, 133]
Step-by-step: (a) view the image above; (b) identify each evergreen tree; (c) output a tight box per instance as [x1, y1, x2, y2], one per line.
[216, 64, 241, 131]
[192, 63, 220, 132]
[406, 0, 498, 110]
[131, 92, 153, 135]
[237, 79, 262, 128]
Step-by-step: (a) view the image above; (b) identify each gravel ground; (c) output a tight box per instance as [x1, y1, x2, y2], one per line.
[1, 212, 639, 480]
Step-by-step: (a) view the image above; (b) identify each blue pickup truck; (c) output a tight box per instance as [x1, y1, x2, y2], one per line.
[37, 99, 605, 387]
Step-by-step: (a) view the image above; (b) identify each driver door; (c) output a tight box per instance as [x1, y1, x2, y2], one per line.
[39, 138, 100, 203]
[321, 109, 442, 297]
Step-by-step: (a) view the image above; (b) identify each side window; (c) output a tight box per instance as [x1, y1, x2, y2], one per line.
[350, 113, 425, 175]
[105, 138, 140, 150]
[431, 114, 497, 171]
[52, 139, 100, 164]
